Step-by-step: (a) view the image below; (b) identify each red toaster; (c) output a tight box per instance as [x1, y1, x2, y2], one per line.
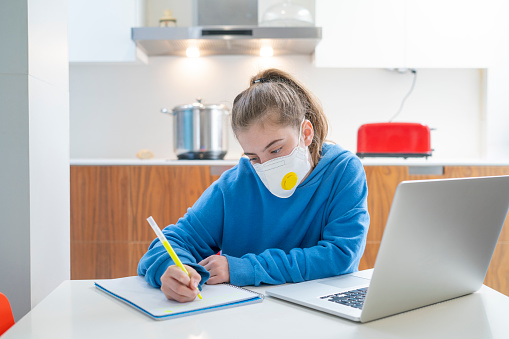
[356, 122, 432, 158]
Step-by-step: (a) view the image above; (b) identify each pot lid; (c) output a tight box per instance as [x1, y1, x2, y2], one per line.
[172, 99, 229, 112]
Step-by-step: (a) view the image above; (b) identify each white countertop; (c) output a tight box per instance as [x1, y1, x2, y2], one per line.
[70, 159, 240, 166]
[360, 157, 509, 166]
[70, 157, 509, 166]
[5, 270, 509, 339]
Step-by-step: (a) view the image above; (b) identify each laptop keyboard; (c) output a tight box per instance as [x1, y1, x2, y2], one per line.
[320, 287, 368, 310]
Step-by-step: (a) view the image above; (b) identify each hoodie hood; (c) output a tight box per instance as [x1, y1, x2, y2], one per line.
[299, 143, 354, 187]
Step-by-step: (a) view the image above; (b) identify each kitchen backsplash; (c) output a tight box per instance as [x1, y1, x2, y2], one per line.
[69, 55, 482, 160]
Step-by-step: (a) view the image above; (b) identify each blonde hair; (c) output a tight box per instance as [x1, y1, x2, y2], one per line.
[232, 69, 329, 166]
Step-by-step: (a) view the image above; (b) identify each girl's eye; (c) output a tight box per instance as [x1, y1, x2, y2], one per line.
[271, 147, 282, 154]
[249, 157, 259, 162]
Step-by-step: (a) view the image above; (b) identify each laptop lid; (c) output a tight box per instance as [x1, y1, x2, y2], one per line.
[266, 176, 509, 323]
[360, 175, 509, 322]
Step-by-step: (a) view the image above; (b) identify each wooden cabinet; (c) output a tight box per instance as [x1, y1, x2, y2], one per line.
[71, 166, 131, 279]
[71, 164, 509, 296]
[70, 165, 225, 279]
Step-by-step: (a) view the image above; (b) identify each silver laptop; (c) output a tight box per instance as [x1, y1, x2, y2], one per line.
[266, 176, 509, 323]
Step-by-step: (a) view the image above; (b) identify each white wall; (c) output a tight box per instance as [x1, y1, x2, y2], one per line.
[485, 1, 509, 160]
[70, 56, 482, 160]
[0, 1, 31, 322]
[0, 0, 70, 321]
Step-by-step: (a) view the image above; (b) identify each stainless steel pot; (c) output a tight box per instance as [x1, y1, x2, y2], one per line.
[162, 99, 229, 160]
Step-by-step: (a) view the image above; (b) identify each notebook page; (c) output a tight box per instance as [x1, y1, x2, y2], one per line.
[95, 276, 261, 317]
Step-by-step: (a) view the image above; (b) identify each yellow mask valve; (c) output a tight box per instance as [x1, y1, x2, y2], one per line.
[281, 172, 298, 190]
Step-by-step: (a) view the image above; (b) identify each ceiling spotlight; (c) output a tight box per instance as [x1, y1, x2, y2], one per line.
[186, 47, 200, 58]
[260, 46, 274, 57]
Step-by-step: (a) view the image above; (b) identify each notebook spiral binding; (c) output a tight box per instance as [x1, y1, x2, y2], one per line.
[222, 283, 265, 300]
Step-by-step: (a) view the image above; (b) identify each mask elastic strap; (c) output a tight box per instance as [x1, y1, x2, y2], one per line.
[298, 118, 307, 149]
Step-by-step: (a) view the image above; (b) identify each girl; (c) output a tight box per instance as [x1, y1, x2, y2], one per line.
[138, 68, 369, 302]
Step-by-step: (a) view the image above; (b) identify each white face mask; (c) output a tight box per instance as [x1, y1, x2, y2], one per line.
[252, 120, 311, 198]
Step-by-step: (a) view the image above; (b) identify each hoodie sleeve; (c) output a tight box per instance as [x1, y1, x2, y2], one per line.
[224, 156, 370, 286]
[137, 182, 225, 288]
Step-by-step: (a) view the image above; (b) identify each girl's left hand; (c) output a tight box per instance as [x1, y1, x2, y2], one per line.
[199, 255, 230, 285]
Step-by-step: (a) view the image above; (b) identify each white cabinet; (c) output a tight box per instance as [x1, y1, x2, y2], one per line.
[315, 0, 406, 68]
[315, 0, 494, 68]
[68, 0, 147, 63]
[405, 1, 493, 68]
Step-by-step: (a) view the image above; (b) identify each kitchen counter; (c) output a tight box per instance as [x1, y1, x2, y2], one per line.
[70, 158, 509, 166]
[70, 159, 240, 166]
[360, 158, 509, 166]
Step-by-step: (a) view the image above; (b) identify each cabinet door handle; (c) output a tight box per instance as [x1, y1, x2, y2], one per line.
[408, 166, 444, 176]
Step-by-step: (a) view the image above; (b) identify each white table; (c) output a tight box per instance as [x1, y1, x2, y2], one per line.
[4, 271, 509, 339]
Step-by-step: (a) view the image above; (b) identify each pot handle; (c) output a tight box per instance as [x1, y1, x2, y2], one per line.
[161, 108, 174, 115]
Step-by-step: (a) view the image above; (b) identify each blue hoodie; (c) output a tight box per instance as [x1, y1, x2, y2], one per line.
[138, 143, 369, 288]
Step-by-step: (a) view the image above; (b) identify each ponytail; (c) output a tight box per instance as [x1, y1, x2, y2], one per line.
[232, 69, 329, 166]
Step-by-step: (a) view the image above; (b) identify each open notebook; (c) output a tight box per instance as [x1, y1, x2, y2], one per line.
[95, 276, 264, 320]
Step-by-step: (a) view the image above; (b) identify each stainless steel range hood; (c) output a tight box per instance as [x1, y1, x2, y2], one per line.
[131, 26, 322, 57]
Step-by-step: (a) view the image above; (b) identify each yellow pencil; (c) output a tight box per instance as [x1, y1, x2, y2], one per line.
[146, 216, 202, 300]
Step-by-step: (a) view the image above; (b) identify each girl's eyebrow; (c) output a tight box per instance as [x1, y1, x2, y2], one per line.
[244, 139, 283, 156]
[263, 139, 283, 151]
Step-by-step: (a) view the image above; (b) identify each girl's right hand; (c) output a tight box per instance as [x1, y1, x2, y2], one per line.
[160, 264, 201, 302]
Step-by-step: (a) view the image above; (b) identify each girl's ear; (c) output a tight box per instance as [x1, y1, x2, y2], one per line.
[302, 119, 314, 147]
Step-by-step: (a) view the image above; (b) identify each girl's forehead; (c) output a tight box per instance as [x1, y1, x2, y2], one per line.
[244, 120, 295, 137]
[237, 121, 297, 148]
